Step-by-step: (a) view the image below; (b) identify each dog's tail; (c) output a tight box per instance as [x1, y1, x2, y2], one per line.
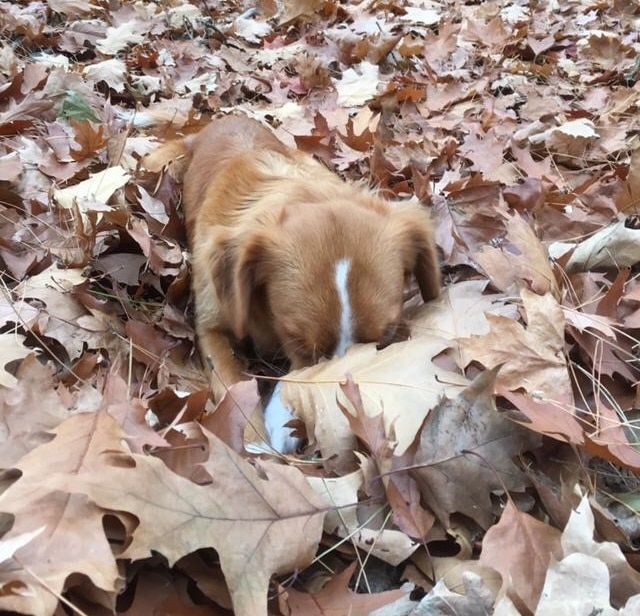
[142, 135, 195, 181]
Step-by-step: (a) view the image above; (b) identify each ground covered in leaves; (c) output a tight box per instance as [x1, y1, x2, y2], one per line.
[1, 0, 640, 614]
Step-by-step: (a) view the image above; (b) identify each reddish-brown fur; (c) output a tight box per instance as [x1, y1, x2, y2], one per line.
[146, 116, 440, 401]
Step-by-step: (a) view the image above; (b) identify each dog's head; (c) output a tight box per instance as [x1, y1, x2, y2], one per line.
[210, 200, 440, 368]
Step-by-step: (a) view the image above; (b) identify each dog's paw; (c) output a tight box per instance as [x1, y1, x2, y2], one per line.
[263, 382, 301, 454]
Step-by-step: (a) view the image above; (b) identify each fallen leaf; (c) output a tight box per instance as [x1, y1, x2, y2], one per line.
[412, 367, 540, 529]
[0, 411, 125, 616]
[460, 289, 571, 400]
[280, 562, 406, 616]
[307, 469, 419, 565]
[334, 62, 380, 107]
[474, 212, 557, 295]
[479, 501, 562, 612]
[56, 429, 326, 616]
[279, 336, 467, 472]
[53, 165, 129, 210]
[0, 333, 33, 388]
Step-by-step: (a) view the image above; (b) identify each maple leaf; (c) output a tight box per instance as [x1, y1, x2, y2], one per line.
[460, 289, 571, 400]
[411, 367, 540, 529]
[279, 562, 406, 615]
[55, 429, 326, 616]
[474, 212, 557, 295]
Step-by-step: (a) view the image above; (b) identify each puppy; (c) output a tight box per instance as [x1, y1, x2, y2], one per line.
[146, 115, 440, 451]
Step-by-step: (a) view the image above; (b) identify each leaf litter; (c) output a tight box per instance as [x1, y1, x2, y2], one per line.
[1, 0, 640, 615]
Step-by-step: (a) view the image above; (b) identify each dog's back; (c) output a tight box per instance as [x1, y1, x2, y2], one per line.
[183, 117, 289, 234]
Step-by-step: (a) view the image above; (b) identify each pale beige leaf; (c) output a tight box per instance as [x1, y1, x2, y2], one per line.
[95, 21, 145, 55]
[280, 336, 467, 472]
[0, 526, 45, 563]
[0, 355, 73, 467]
[0, 151, 23, 181]
[278, 0, 324, 23]
[561, 495, 640, 606]
[563, 221, 640, 273]
[83, 59, 128, 93]
[536, 554, 617, 616]
[53, 165, 129, 210]
[401, 7, 441, 26]
[233, 16, 271, 43]
[415, 573, 495, 616]
[410, 280, 516, 342]
[14, 265, 91, 359]
[307, 471, 418, 565]
[334, 62, 380, 107]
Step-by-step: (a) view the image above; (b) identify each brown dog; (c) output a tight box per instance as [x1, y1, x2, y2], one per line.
[146, 115, 440, 448]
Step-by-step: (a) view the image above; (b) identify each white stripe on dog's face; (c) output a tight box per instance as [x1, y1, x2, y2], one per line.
[334, 258, 353, 357]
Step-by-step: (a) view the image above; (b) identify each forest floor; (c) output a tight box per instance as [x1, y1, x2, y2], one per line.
[1, 0, 640, 615]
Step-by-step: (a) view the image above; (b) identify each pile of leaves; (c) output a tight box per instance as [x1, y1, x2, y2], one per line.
[2, 0, 640, 614]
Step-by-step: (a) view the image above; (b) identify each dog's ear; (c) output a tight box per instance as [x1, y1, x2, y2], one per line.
[211, 228, 277, 340]
[390, 204, 441, 301]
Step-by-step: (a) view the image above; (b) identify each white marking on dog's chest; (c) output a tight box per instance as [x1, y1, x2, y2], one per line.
[335, 258, 354, 356]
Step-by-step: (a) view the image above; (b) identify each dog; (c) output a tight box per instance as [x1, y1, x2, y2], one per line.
[145, 115, 440, 452]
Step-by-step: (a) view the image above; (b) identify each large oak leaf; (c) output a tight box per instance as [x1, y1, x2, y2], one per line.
[0, 411, 125, 616]
[56, 429, 326, 616]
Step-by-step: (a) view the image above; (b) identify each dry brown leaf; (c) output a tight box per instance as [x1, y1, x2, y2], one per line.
[474, 212, 557, 295]
[55, 429, 326, 616]
[412, 367, 540, 529]
[340, 378, 436, 541]
[460, 289, 571, 400]
[0, 411, 125, 616]
[0, 355, 70, 467]
[280, 562, 406, 616]
[119, 569, 220, 616]
[479, 501, 562, 613]
[0, 332, 33, 388]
